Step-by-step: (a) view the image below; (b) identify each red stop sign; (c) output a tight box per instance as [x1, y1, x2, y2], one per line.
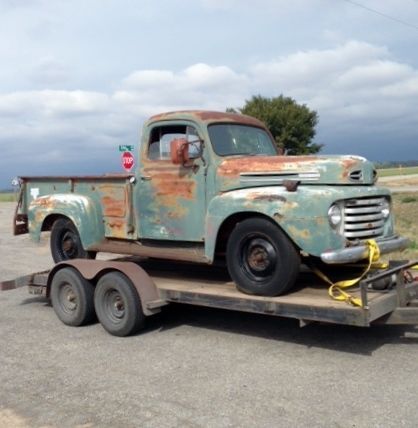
[122, 151, 134, 171]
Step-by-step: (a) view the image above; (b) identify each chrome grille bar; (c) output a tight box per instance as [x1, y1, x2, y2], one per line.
[343, 197, 386, 240]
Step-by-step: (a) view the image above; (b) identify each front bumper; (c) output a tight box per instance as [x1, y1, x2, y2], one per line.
[320, 236, 410, 264]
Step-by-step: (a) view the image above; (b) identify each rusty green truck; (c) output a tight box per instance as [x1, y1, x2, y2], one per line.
[14, 110, 408, 297]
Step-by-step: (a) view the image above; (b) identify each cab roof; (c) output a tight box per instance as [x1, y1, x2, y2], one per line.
[146, 110, 267, 128]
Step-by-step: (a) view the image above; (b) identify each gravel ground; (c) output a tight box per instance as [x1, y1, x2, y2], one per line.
[1, 202, 418, 428]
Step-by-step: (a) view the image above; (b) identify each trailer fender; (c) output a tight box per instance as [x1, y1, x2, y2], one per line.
[27, 194, 104, 248]
[47, 260, 164, 316]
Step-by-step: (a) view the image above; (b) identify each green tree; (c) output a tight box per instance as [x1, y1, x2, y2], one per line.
[228, 95, 322, 154]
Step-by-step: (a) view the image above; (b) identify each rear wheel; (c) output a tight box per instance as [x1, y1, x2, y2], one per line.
[94, 271, 145, 337]
[50, 267, 96, 326]
[50, 218, 96, 263]
[226, 218, 300, 296]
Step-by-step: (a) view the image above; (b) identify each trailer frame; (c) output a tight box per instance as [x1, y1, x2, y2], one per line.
[1, 258, 418, 334]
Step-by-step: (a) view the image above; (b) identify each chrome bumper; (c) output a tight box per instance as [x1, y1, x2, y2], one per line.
[320, 236, 410, 264]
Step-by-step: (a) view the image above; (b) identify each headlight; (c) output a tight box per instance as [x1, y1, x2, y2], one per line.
[328, 204, 342, 228]
[380, 198, 390, 219]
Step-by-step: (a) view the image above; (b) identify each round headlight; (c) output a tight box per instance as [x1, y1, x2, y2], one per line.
[381, 198, 390, 219]
[328, 204, 342, 227]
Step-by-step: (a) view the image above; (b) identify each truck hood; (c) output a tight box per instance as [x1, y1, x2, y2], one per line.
[217, 154, 377, 191]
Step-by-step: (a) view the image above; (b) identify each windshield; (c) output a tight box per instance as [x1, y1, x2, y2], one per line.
[208, 123, 277, 156]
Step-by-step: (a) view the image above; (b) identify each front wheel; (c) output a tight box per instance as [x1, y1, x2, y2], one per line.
[50, 218, 96, 263]
[226, 218, 300, 296]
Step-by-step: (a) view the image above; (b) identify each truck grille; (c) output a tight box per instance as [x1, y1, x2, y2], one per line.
[343, 197, 386, 240]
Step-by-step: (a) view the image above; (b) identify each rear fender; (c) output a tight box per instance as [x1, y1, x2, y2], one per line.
[47, 260, 163, 316]
[28, 194, 104, 248]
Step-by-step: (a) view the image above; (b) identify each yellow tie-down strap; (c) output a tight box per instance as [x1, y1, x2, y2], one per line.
[312, 240, 385, 307]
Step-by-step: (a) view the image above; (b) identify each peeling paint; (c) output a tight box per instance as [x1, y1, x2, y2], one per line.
[286, 225, 312, 242]
[16, 110, 400, 267]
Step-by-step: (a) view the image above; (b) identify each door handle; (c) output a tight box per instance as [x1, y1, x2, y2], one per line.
[141, 175, 152, 181]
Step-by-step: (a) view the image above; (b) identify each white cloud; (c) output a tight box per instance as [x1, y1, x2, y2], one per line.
[0, 90, 110, 117]
[1, 39, 418, 187]
[250, 41, 389, 93]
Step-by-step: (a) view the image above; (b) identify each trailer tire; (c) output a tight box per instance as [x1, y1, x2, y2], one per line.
[50, 218, 96, 263]
[94, 271, 145, 337]
[50, 267, 96, 326]
[226, 218, 300, 296]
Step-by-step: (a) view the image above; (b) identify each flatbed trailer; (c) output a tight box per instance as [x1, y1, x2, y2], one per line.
[1, 258, 418, 336]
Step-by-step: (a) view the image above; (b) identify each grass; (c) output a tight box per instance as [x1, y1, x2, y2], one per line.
[377, 166, 418, 177]
[384, 191, 418, 262]
[0, 192, 15, 202]
[401, 196, 417, 203]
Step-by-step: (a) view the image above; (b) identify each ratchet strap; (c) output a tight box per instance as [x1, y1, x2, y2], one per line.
[312, 239, 382, 307]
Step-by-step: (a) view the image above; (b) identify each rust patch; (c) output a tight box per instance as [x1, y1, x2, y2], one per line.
[340, 158, 360, 179]
[273, 212, 284, 221]
[106, 220, 126, 238]
[287, 225, 312, 241]
[32, 196, 55, 209]
[315, 217, 327, 226]
[35, 210, 44, 224]
[167, 205, 188, 219]
[101, 196, 126, 217]
[152, 173, 196, 200]
[99, 184, 127, 218]
[252, 194, 287, 202]
[218, 156, 321, 177]
[147, 110, 266, 128]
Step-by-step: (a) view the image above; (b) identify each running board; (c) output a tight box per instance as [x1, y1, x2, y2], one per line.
[88, 239, 209, 264]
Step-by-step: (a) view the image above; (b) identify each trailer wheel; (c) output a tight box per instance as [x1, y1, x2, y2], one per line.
[226, 218, 300, 296]
[94, 271, 145, 337]
[50, 267, 96, 326]
[50, 218, 96, 263]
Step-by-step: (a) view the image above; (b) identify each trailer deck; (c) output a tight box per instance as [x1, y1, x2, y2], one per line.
[2, 258, 418, 330]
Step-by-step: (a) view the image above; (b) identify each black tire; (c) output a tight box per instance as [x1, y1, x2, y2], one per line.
[226, 218, 300, 296]
[94, 271, 145, 337]
[50, 218, 96, 263]
[50, 267, 96, 326]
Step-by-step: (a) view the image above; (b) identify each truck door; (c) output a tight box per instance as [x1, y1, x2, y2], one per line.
[137, 122, 207, 242]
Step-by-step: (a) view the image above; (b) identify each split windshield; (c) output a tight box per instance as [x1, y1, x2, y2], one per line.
[208, 123, 277, 157]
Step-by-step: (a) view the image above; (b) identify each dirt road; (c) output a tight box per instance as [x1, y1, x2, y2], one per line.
[1, 202, 418, 427]
[378, 174, 418, 192]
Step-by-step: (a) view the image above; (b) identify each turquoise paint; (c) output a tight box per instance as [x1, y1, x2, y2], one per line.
[205, 185, 393, 260]
[18, 111, 400, 264]
[28, 193, 104, 247]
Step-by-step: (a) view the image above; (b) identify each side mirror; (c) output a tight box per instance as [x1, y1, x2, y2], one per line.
[170, 138, 189, 165]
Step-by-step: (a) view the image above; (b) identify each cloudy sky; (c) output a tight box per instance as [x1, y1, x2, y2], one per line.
[1, 0, 418, 188]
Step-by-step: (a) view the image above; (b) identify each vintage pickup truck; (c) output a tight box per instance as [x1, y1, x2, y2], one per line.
[14, 110, 408, 297]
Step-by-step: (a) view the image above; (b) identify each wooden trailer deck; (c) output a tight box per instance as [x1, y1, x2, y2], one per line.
[151, 268, 418, 327]
[1, 259, 418, 328]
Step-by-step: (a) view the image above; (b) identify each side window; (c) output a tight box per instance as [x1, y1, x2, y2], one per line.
[148, 125, 202, 160]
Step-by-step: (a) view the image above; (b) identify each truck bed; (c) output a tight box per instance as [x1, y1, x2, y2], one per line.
[15, 174, 135, 240]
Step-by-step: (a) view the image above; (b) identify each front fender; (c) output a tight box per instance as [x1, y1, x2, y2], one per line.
[205, 186, 392, 260]
[28, 194, 104, 248]
[205, 187, 304, 261]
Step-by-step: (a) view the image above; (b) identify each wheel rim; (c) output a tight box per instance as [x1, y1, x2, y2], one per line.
[240, 236, 277, 282]
[60, 230, 79, 259]
[58, 283, 78, 314]
[103, 289, 125, 324]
